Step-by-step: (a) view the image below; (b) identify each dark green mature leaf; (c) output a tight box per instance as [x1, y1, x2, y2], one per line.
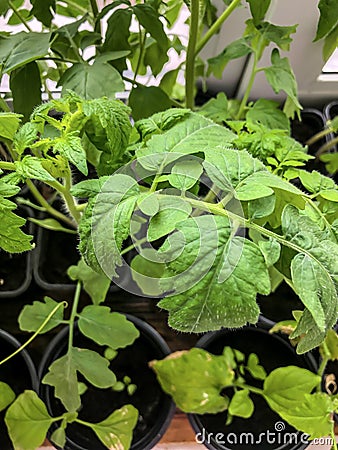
[5, 391, 54, 450]
[136, 111, 236, 171]
[259, 22, 298, 51]
[0, 382, 15, 412]
[246, 99, 290, 131]
[246, 0, 271, 25]
[229, 389, 254, 418]
[129, 85, 173, 121]
[58, 62, 124, 100]
[198, 93, 230, 123]
[79, 174, 139, 276]
[102, 7, 132, 72]
[151, 348, 234, 413]
[89, 405, 138, 450]
[19, 297, 64, 333]
[134, 4, 168, 51]
[78, 306, 139, 348]
[0, 198, 32, 253]
[322, 26, 338, 61]
[31, 0, 55, 26]
[0, 32, 50, 73]
[68, 259, 111, 305]
[54, 133, 88, 175]
[208, 37, 252, 78]
[314, 0, 338, 41]
[14, 155, 56, 182]
[281, 205, 338, 353]
[82, 98, 131, 175]
[10, 61, 41, 122]
[264, 49, 302, 116]
[0, 112, 22, 141]
[43, 348, 116, 411]
[158, 215, 270, 332]
[135, 108, 190, 141]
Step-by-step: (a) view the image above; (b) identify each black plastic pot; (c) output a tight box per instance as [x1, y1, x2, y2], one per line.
[188, 325, 317, 450]
[38, 314, 175, 450]
[0, 329, 38, 450]
[0, 206, 34, 298]
[291, 108, 330, 175]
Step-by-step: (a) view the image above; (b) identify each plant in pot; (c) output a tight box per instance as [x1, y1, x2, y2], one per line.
[150, 322, 338, 450]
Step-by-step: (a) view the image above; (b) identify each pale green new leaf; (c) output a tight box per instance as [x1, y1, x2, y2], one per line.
[208, 37, 252, 79]
[19, 297, 65, 334]
[43, 348, 116, 412]
[89, 404, 138, 450]
[14, 155, 56, 182]
[246, 353, 267, 380]
[71, 177, 109, 199]
[68, 258, 111, 305]
[79, 174, 139, 276]
[168, 158, 203, 191]
[54, 133, 88, 175]
[0, 112, 22, 141]
[5, 391, 54, 450]
[151, 348, 234, 414]
[229, 389, 254, 418]
[13, 122, 39, 155]
[321, 329, 338, 361]
[78, 306, 140, 348]
[158, 215, 270, 332]
[0, 382, 15, 412]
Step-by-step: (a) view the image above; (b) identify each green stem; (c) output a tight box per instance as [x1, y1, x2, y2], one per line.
[0, 97, 11, 112]
[185, 0, 199, 110]
[306, 128, 332, 146]
[195, 0, 242, 55]
[0, 161, 15, 170]
[0, 302, 67, 366]
[89, 0, 101, 38]
[236, 54, 258, 119]
[64, 0, 88, 16]
[62, 170, 81, 225]
[120, 237, 148, 257]
[315, 136, 338, 157]
[133, 25, 146, 83]
[26, 180, 77, 229]
[68, 281, 82, 353]
[234, 383, 264, 396]
[331, 425, 337, 450]
[8, 0, 32, 31]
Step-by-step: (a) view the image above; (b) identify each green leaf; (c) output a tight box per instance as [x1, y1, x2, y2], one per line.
[5, 391, 54, 450]
[14, 155, 56, 182]
[323, 26, 338, 61]
[133, 4, 168, 51]
[229, 389, 254, 418]
[31, 0, 55, 26]
[264, 49, 302, 116]
[198, 92, 230, 123]
[246, 0, 271, 25]
[54, 133, 88, 175]
[151, 348, 234, 413]
[71, 177, 109, 199]
[320, 152, 338, 175]
[147, 196, 192, 241]
[246, 353, 267, 380]
[168, 158, 203, 191]
[136, 111, 236, 171]
[67, 258, 111, 305]
[135, 108, 190, 141]
[282, 205, 338, 352]
[258, 238, 281, 267]
[13, 122, 39, 155]
[18, 297, 65, 334]
[322, 329, 338, 360]
[298, 170, 336, 194]
[314, 0, 338, 41]
[59, 62, 124, 100]
[89, 404, 138, 450]
[263, 366, 321, 411]
[130, 252, 165, 296]
[246, 99, 290, 131]
[0, 382, 15, 412]
[0, 198, 33, 253]
[78, 306, 140, 348]
[0, 112, 22, 141]
[50, 427, 66, 449]
[236, 183, 274, 201]
[137, 193, 159, 216]
[10, 61, 41, 122]
[43, 348, 116, 412]
[258, 22, 298, 51]
[0, 32, 51, 73]
[129, 85, 173, 121]
[208, 37, 252, 78]
[158, 215, 270, 332]
[79, 174, 139, 277]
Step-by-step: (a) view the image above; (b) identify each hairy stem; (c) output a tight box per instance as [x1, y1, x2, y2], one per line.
[185, 0, 199, 109]
[68, 281, 82, 353]
[195, 0, 241, 56]
[0, 302, 67, 366]
[26, 180, 77, 229]
[306, 128, 331, 146]
[316, 136, 338, 157]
